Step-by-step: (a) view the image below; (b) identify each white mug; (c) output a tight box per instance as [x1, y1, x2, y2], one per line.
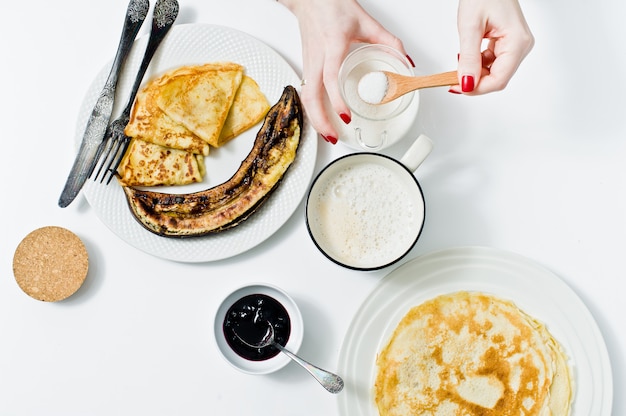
[305, 134, 433, 270]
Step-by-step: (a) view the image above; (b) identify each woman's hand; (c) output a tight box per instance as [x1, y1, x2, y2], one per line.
[451, 0, 534, 94]
[278, 0, 534, 140]
[277, 0, 408, 144]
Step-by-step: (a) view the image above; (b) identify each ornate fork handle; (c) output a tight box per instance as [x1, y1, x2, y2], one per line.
[120, 0, 179, 121]
[94, 0, 179, 183]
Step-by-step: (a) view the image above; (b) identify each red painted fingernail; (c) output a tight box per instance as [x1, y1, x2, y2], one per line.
[339, 113, 351, 124]
[461, 75, 475, 92]
[322, 135, 338, 145]
[406, 55, 415, 68]
[448, 88, 461, 95]
[457, 53, 460, 61]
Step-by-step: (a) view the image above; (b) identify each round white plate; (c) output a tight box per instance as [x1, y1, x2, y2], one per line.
[77, 23, 317, 262]
[337, 246, 613, 416]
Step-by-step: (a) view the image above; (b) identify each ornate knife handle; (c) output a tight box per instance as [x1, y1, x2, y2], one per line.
[102, 0, 150, 94]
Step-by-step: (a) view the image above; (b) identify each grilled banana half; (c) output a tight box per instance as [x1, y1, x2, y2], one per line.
[122, 85, 303, 237]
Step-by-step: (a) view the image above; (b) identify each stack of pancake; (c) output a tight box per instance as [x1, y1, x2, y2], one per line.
[374, 291, 572, 415]
[118, 62, 270, 187]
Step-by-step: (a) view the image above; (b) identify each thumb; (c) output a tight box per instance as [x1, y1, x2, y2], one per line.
[457, 8, 484, 92]
[457, 24, 484, 93]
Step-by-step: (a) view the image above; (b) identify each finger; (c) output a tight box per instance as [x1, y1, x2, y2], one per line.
[450, 46, 493, 94]
[481, 45, 497, 69]
[299, 40, 340, 143]
[299, 77, 339, 144]
[472, 38, 530, 94]
[322, 42, 352, 126]
[457, 36, 483, 93]
[448, 65, 489, 94]
[363, 23, 406, 56]
[456, 3, 485, 93]
[356, 18, 412, 65]
[471, 53, 517, 93]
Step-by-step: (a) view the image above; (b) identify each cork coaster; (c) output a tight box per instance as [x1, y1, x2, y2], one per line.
[13, 226, 89, 302]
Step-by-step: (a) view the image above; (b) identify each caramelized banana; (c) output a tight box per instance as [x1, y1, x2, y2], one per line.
[122, 85, 303, 237]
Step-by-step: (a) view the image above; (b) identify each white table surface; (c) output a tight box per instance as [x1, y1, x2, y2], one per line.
[1, 0, 624, 414]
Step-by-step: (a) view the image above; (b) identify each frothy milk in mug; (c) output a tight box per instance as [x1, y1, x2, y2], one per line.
[308, 161, 424, 269]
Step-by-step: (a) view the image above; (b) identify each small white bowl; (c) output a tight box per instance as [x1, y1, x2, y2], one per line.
[214, 283, 304, 375]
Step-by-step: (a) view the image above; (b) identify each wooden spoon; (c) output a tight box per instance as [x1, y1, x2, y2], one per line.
[358, 70, 458, 105]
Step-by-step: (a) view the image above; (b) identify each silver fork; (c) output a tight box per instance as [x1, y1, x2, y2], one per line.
[93, 0, 179, 184]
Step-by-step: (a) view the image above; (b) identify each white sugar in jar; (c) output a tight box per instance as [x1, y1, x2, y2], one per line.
[336, 44, 419, 151]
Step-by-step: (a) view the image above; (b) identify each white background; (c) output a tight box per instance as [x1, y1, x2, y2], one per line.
[1, 0, 624, 414]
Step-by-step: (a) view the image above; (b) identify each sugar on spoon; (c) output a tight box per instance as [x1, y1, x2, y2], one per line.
[233, 321, 344, 394]
[358, 70, 459, 105]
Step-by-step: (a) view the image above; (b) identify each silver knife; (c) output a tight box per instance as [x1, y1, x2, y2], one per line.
[58, 0, 150, 208]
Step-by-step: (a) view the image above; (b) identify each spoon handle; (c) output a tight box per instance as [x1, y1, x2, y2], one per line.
[274, 343, 344, 394]
[390, 70, 458, 91]
[382, 70, 458, 104]
[412, 70, 459, 88]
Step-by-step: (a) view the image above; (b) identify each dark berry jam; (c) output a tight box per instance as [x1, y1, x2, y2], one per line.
[222, 293, 291, 361]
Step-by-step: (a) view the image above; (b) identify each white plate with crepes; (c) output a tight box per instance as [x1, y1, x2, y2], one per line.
[76, 23, 317, 263]
[337, 246, 612, 416]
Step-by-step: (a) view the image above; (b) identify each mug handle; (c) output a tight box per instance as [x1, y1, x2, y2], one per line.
[400, 134, 433, 172]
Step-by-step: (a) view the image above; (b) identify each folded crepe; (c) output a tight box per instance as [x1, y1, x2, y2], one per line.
[218, 75, 270, 146]
[119, 62, 270, 187]
[117, 138, 205, 187]
[124, 77, 210, 156]
[154, 62, 244, 147]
